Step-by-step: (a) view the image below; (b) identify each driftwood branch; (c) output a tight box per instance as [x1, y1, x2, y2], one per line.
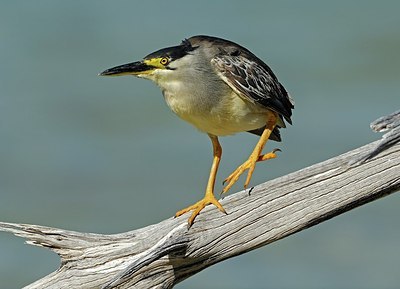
[1, 111, 399, 289]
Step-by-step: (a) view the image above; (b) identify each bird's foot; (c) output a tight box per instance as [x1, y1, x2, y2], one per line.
[222, 149, 280, 195]
[175, 191, 227, 227]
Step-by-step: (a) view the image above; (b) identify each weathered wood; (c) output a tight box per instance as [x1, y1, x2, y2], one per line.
[1, 111, 399, 289]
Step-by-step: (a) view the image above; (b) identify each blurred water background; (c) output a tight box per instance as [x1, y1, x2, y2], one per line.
[0, 1, 399, 288]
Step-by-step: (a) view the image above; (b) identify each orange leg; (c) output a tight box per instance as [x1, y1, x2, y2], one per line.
[175, 134, 226, 226]
[222, 112, 279, 194]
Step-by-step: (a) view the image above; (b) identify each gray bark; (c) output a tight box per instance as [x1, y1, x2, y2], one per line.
[1, 110, 399, 289]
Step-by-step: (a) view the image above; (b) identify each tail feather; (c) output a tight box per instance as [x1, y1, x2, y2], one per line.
[247, 126, 281, 141]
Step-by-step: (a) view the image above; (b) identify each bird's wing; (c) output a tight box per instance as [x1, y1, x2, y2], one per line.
[211, 54, 293, 125]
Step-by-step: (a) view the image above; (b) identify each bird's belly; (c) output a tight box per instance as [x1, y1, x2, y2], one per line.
[184, 112, 268, 136]
[164, 90, 269, 136]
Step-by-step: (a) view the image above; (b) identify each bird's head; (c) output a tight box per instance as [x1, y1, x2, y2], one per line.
[99, 39, 198, 82]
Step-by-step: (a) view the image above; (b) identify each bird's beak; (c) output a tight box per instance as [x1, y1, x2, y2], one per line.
[99, 60, 156, 77]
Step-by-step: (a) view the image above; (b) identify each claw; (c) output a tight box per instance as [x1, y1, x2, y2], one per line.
[248, 186, 255, 195]
[175, 192, 227, 227]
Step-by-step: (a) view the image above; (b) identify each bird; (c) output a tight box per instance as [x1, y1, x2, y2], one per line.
[100, 35, 294, 226]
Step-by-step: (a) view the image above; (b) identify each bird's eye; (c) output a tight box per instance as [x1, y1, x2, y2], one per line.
[160, 57, 169, 65]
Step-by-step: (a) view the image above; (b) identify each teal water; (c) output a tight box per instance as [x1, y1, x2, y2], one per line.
[0, 1, 399, 288]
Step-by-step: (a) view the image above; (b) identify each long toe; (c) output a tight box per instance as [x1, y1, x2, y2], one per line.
[222, 148, 279, 194]
[222, 159, 254, 194]
[175, 193, 226, 227]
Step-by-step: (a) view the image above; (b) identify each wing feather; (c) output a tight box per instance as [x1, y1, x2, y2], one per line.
[211, 54, 293, 125]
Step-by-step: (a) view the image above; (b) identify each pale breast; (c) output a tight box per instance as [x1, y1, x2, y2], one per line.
[163, 88, 269, 136]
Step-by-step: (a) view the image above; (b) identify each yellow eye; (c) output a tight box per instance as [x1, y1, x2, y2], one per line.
[160, 57, 169, 65]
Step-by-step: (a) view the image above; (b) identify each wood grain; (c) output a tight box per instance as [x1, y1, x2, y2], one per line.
[1, 111, 399, 289]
